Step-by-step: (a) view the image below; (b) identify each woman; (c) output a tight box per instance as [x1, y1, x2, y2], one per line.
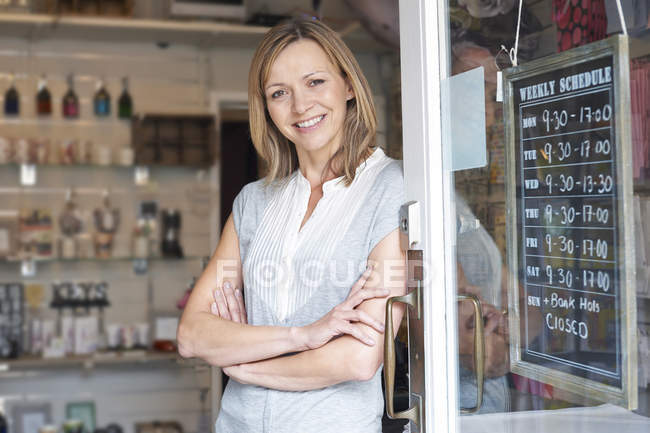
[177, 18, 406, 432]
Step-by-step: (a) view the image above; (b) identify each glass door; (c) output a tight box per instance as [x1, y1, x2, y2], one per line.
[394, 1, 650, 432]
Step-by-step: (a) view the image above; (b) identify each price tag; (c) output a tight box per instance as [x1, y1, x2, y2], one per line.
[21, 259, 36, 277]
[20, 164, 36, 186]
[134, 166, 150, 186]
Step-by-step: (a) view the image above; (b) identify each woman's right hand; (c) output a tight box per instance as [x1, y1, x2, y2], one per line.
[298, 266, 389, 350]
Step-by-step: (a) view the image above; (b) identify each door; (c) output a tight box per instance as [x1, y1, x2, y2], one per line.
[390, 1, 650, 432]
[219, 112, 259, 229]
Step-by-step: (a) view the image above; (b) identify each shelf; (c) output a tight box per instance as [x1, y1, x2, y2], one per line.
[0, 13, 390, 53]
[0, 350, 207, 373]
[0, 163, 208, 171]
[0, 13, 269, 48]
[0, 117, 131, 126]
[0, 255, 203, 265]
[0, 163, 211, 191]
[0, 163, 137, 171]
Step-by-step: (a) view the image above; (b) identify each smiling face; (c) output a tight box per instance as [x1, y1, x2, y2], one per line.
[264, 39, 354, 161]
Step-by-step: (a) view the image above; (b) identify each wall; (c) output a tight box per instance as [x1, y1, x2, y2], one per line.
[0, 37, 217, 433]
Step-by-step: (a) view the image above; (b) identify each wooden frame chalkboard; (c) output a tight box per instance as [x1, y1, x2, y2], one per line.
[504, 35, 637, 409]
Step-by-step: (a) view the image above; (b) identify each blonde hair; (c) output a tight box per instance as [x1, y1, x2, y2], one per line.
[248, 18, 377, 186]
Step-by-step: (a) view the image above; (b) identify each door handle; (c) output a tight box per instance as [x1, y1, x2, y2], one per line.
[458, 294, 485, 414]
[384, 284, 421, 427]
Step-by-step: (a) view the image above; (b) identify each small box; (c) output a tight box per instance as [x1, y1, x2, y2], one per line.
[132, 114, 216, 167]
[74, 315, 98, 355]
[19, 209, 53, 260]
[0, 211, 19, 259]
[0, 283, 24, 359]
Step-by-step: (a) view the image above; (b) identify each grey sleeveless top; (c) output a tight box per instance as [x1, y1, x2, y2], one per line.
[215, 148, 405, 432]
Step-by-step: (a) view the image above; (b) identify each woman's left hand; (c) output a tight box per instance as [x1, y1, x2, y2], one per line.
[211, 281, 247, 324]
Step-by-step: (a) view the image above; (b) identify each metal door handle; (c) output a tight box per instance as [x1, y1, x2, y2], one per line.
[458, 294, 485, 414]
[384, 286, 421, 427]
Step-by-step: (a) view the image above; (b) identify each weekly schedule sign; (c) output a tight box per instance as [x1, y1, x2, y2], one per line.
[503, 36, 637, 409]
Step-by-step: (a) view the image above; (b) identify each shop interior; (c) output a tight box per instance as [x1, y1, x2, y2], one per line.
[0, 1, 648, 433]
[0, 2, 395, 433]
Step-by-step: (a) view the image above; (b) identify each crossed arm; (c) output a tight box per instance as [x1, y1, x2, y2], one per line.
[177, 214, 406, 391]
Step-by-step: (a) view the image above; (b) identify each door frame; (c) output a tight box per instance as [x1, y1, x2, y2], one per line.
[399, 1, 460, 432]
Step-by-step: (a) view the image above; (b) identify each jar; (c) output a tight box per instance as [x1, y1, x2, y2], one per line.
[63, 420, 83, 433]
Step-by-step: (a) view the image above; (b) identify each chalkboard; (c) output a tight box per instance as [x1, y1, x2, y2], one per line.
[504, 36, 637, 408]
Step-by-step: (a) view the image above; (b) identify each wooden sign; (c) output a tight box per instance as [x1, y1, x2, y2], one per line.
[504, 36, 637, 408]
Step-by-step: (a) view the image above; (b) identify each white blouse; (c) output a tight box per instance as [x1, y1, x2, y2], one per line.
[217, 147, 405, 433]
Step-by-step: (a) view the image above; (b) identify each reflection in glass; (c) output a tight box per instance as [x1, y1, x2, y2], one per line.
[445, 0, 650, 424]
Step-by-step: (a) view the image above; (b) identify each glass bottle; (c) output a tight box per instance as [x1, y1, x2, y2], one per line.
[36, 75, 52, 116]
[0, 408, 7, 433]
[4, 73, 19, 116]
[93, 79, 111, 117]
[62, 74, 79, 119]
[58, 188, 83, 258]
[118, 76, 132, 119]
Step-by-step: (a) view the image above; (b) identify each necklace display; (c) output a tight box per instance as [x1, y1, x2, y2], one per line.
[58, 189, 84, 259]
[93, 191, 120, 258]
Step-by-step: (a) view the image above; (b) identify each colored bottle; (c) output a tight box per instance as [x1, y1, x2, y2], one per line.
[4, 74, 19, 116]
[93, 79, 111, 117]
[62, 74, 79, 119]
[0, 409, 7, 433]
[36, 76, 52, 116]
[118, 76, 133, 119]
